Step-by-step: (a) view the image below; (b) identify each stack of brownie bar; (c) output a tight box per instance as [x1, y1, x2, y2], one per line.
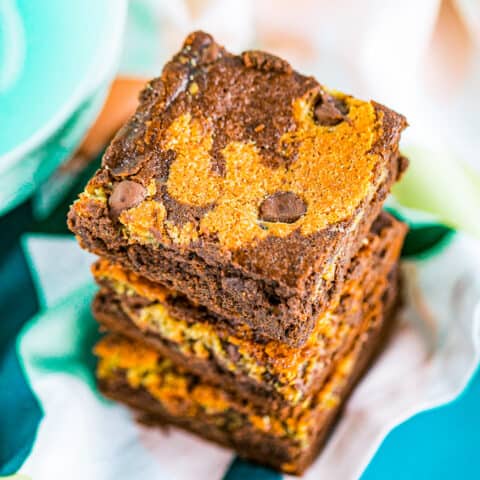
[68, 32, 408, 475]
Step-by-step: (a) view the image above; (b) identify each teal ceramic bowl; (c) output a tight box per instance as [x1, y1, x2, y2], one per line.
[0, 86, 109, 216]
[0, 0, 127, 214]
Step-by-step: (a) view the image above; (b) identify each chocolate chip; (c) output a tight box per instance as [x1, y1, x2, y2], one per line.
[313, 94, 348, 126]
[109, 180, 147, 218]
[259, 192, 306, 223]
[335, 98, 349, 115]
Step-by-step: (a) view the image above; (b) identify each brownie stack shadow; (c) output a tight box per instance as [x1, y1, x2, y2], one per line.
[67, 31, 409, 475]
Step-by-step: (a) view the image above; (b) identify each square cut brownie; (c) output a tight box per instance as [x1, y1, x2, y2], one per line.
[92, 212, 406, 411]
[68, 31, 408, 346]
[95, 270, 398, 476]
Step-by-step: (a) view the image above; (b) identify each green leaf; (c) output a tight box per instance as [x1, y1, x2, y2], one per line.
[393, 146, 480, 239]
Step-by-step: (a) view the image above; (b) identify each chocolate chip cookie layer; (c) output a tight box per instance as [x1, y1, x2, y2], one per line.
[68, 31, 408, 346]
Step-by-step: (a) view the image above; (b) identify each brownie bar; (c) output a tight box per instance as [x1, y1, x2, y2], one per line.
[68, 31, 408, 347]
[92, 213, 405, 411]
[95, 271, 398, 475]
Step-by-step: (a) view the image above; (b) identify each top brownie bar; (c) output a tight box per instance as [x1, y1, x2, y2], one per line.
[68, 31, 408, 346]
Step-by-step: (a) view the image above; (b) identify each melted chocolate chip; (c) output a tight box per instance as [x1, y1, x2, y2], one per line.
[109, 180, 147, 218]
[313, 94, 348, 126]
[259, 192, 306, 223]
[336, 98, 349, 115]
[242, 51, 292, 74]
